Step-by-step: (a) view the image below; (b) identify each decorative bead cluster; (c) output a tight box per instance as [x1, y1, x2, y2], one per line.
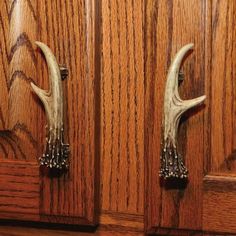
[159, 141, 188, 179]
[39, 127, 69, 169]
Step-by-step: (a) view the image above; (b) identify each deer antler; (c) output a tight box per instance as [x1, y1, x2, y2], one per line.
[31, 42, 69, 169]
[159, 44, 206, 179]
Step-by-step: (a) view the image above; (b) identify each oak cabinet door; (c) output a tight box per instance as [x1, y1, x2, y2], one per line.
[145, 0, 236, 234]
[0, 0, 99, 225]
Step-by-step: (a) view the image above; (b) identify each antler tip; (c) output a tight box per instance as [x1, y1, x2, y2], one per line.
[199, 94, 206, 104]
[184, 43, 194, 50]
[35, 41, 43, 46]
[35, 41, 48, 52]
[30, 81, 36, 89]
[30, 81, 40, 94]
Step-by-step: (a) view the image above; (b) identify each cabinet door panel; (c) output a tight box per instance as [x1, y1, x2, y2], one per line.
[145, 0, 236, 234]
[145, 0, 205, 233]
[202, 0, 236, 233]
[0, 0, 40, 222]
[0, 0, 99, 225]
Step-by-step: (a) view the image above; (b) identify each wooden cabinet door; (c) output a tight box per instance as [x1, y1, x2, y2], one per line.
[0, 0, 99, 225]
[145, 0, 236, 234]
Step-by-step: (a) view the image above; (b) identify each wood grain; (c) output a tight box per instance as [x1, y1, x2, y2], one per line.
[202, 0, 236, 234]
[0, 0, 41, 221]
[0, 0, 40, 161]
[37, 0, 99, 224]
[0, 0, 99, 226]
[145, 0, 206, 232]
[203, 175, 236, 233]
[8, 0, 40, 160]
[0, 226, 144, 236]
[100, 0, 144, 217]
[145, 0, 236, 235]
[208, 0, 236, 173]
[0, 1, 9, 130]
[0, 225, 224, 236]
[2, 0, 236, 234]
[100, 211, 143, 230]
[0, 162, 39, 214]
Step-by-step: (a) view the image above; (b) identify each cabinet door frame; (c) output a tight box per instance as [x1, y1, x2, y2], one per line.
[0, 0, 101, 225]
[202, 0, 236, 233]
[145, 0, 236, 234]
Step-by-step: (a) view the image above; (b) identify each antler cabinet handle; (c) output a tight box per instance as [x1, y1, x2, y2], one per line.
[31, 42, 69, 170]
[159, 43, 206, 180]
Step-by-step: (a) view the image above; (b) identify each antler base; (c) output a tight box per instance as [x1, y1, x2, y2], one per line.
[159, 139, 188, 179]
[39, 128, 69, 169]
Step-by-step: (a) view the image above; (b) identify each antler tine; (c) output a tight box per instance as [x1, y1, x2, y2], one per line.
[165, 43, 194, 100]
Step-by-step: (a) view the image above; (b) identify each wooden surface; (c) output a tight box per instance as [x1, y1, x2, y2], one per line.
[145, 0, 205, 232]
[0, 225, 229, 236]
[0, 225, 144, 236]
[145, 0, 236, 235]
[0, 0, 236, 235]
[208, 0, 236, 173]
[0, 0, 145, 230]
[0, 1, 8, 130]
[0, 0, 99, 225]
[203, 174, 236, 233]
[0, 0, 41, 222]
[203, 0, 236, 234]
[100, 0, 144, 229]
[0, 162, 39, 215]
[37, 0, 99, 224]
